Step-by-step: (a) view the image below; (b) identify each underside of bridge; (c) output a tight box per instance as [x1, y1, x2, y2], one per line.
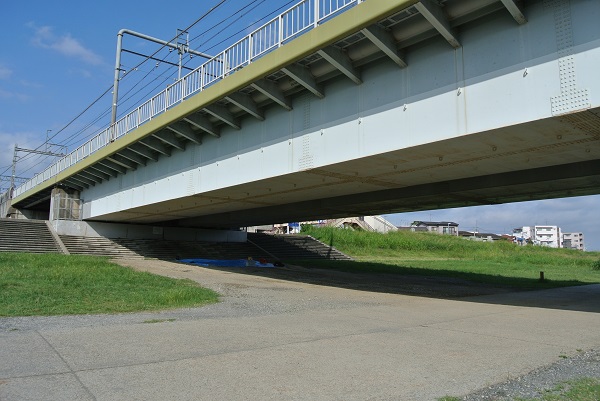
[10, 0, 600, 229]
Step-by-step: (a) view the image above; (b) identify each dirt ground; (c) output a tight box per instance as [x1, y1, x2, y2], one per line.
[122, 258, 518, 299]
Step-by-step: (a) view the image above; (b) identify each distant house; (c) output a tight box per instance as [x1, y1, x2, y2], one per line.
[410, 221, 459, 235]
[459, 231, 502, 242]
[513, 226, 533, 245]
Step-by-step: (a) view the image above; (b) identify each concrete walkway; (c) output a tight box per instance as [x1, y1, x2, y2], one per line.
[1, 260, 599, 401]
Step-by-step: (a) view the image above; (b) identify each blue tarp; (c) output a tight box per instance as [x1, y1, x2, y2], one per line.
[179, 258, 276, 268]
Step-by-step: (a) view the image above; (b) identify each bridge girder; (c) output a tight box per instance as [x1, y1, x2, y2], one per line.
[10, 0, 600, 228]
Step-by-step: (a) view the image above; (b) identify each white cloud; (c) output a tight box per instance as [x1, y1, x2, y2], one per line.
[0, 64, 12, 80]
[68, 68, 93, 79]
[0, 88, 29, 102]
[19, 80, 43, 89]
[0, 132, 27, 167]
[28, 23, 103, 66]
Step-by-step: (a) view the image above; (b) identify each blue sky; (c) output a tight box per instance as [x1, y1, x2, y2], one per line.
[1, 0, 598, 251]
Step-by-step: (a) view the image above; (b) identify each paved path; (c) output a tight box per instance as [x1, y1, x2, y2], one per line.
[1, 260, 599, 401]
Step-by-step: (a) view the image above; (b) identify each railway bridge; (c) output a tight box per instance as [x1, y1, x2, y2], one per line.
[3, 0, 599, 239]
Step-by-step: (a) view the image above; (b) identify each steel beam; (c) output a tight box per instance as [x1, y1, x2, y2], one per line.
[81, 169, 110, 182]
[110, 150, 145, 167]
[181, 116, 218, 138]
[317, 46, 362, 85]
[104, 157, 134, 172]
[414, 0, 460, 48]
[127, 143, 159, 162]
[153, 130, 185, 150]
[225, 92, 264, 120]
[361, 25, 407, 67]
[78, 171, 103, 184]
[251, 79, 292, 110]
[204, 104, 241, 130]
[70, 174, 95, 187]
[139, 137, 171, 156]
[62, 181, 84, 191]
[500, 0, 527, 24]
[90, 163, 118, 178]
[282, 63, 325, 98]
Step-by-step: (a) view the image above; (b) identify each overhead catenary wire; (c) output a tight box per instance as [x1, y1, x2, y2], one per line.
[5, 0, 230, 179]
[9, 0, 292, 182]
[61, 0, 279, 149]
[32, 0, 228, 153]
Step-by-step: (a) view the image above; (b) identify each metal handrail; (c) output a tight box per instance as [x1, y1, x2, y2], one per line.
[13, 0, 362, 199]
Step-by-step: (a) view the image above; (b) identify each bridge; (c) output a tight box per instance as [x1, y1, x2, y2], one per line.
[3, 0, 599, 236]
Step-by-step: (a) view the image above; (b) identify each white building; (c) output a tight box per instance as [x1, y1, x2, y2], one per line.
[534, 226, 562, 248]
[562, 232, 585, 251]
[513, 226, 533, 245]
[513, 226, 562, 248]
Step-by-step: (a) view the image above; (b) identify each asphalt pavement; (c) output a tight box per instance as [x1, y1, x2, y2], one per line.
[1, 259, 599, 401]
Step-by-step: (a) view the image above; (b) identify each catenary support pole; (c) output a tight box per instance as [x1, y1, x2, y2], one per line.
[110, 29, 213, 127]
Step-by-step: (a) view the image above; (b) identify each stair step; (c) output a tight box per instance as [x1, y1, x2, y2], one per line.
[0, 219, 62, 254]
[247, 233, 352, 261]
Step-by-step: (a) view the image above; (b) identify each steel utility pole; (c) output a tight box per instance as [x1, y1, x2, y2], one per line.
[11, 145, 67, 193]
[111, 29, 213, 127]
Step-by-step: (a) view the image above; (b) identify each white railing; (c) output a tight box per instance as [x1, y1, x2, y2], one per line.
[13, 0, 363, 198]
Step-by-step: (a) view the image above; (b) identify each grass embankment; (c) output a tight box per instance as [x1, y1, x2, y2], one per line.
[0, 252, 218, 317]
[301, 226, 600, 289]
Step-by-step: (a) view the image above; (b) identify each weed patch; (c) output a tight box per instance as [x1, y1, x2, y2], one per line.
[299, 226, 600, 289]
[0, 253, 219, 316]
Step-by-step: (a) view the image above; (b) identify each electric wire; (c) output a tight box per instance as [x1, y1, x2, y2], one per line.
[31, 0, 228, 154]
[195, 0, 296, 54]
[65, 0, 277, 147]
[6, 1, 229, 179]
[8, 0, 291, 183]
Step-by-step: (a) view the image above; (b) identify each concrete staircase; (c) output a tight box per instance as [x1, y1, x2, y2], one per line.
[247, 233, 352, 261]
[0, 218, 63, 254]
[59, 236, 143, 259]
[59, 236, 269, 260]
[0, 219, 351, 261]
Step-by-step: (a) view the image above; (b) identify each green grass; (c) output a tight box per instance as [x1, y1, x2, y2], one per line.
[300, 226, 600, 289]
[520, 378, 600, 401]
[438, 377, 600, 401]
[0, 252, 219, 317]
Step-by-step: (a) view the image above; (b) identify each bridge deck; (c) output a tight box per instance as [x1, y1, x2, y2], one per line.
[8, 0, 600, 227]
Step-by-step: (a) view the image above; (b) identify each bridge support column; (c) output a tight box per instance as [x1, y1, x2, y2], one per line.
[50, 187, 82, 221]
[0, 190, 12, 218]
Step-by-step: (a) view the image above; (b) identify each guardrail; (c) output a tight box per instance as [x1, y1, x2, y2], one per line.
[13, 0, 363, 198]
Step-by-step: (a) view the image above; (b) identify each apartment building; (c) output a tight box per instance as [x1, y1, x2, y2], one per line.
[562, 232, 585, 251]
[513, 226, 562, 248]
